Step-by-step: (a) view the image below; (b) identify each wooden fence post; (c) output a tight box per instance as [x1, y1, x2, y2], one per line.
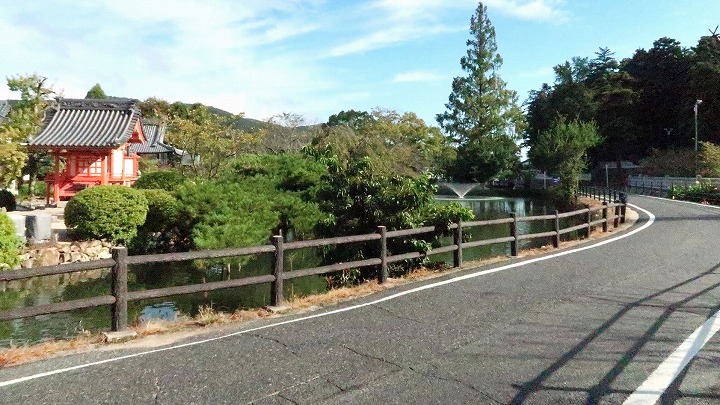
[602, 202, 608, 232]
[620, 204, 627, 224]
[510, 212, 518, 256]
[585, 209, 591, 238]
[614, 205, 620, 228]
[271, 235, 284, 306]
[111, 247, 128, 331]
[453, 220, 463, 268]
[552, 210, 560, 248]
[378, 226, 388, 283]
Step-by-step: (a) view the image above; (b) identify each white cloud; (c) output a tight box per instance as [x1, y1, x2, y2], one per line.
[393, 71, 446, 83]
[326, 1, 465, 57]
[484, 0, 570, 23]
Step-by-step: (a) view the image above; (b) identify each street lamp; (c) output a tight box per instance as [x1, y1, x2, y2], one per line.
[695, 99, 702, 153]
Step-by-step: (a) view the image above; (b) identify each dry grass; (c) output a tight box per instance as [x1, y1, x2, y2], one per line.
[0, 333, 103, 368]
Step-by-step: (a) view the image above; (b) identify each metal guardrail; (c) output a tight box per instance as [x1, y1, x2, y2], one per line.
[0, 200, 626, 332]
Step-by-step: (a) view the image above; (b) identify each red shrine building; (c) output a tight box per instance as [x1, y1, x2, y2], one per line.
[29, 99, 147, 204]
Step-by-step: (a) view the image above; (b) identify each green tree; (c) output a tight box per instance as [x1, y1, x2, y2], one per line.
[624, 38, 692, 151]
[525, 57, 596, 149]
[327, 109, 373, 131]
[586, 48, 639, 164]
[85, 83, 108, 99]
[313, 109, 452, 177]
[698, 141, 720, 177]
[0, 74, 54, 188]
[312, 150, 473, 282]
[166, 104, 262, 178]
[640, 148, 695, 177]
[436, 2, 525, 182]
[259, 112, 314, 154]
[689, 33, 720, 145]
[528, 119, 601, 205]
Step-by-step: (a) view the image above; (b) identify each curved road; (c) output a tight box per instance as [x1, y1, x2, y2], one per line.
[2, 195, 720, 404]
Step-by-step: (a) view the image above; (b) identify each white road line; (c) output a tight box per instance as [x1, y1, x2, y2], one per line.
[623, 311, 720, 405]
[0, 203, 655, 388]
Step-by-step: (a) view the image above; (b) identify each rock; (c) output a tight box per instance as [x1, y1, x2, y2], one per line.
[37, 249, 60, 267]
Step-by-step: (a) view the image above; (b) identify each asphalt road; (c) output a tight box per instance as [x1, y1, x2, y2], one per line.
[2, 195, 720, 404]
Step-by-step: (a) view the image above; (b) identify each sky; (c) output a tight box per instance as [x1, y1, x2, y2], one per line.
[1, 1, 719, 126]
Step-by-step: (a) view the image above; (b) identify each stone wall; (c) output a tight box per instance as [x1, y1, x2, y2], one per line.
[19, 240, 114, 269]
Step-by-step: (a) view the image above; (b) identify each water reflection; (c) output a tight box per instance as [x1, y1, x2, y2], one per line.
[139, 302, 178, 323]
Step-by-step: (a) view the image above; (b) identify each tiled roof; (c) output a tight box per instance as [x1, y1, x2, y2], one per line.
[29, 98, 142, 148]
[0, 100, 11, 121]
[129, 123, 175, 154]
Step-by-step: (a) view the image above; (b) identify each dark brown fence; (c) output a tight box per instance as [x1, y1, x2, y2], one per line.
[0, 201, 626, 332]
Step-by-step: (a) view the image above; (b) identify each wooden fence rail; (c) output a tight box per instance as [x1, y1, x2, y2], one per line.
[0, 198, 627, 332]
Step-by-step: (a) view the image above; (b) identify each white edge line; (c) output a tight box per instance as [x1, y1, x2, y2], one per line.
[0, 203, 655, 388]
[622, 194, 720, 404]
[623, 311, 720, 405]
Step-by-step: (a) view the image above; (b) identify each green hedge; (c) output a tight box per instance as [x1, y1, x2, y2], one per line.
[139, 189, 180, 233]
[0, 212, 22, 270]
[64, 186, 148, 244]
[668, 183, 720, 205]
[132, 171, 186, 192]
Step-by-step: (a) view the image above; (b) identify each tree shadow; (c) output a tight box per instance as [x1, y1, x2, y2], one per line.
[510, 262, 720, 404]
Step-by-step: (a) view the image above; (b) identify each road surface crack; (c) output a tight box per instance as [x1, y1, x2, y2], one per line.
[248, 333, 300, 357]
[244, 375, 321, 405]
[408, 365, 503, 404]
[342, 344, 405, 369]
[342, 345, 501, 402]
[153, 375, 161, 405]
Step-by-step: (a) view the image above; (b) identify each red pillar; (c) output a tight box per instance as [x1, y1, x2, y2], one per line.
[53, 152, 60, 204]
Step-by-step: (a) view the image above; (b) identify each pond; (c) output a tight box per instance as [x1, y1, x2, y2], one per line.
[0, 194, 579, 347]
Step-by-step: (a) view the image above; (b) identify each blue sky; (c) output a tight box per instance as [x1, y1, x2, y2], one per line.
[1, 1, 718, 126]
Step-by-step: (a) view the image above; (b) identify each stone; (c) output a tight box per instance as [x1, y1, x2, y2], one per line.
[37, 249, 60, 267]
[25, 213, 52, 242]
[102, 330, 137, 343]
[264, 305, 290, 313]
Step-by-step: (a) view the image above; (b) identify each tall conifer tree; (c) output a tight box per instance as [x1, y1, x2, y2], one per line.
[437, 2, 525, 182]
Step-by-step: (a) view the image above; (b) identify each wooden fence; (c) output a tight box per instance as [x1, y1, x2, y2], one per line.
[0, 199, 626, 332]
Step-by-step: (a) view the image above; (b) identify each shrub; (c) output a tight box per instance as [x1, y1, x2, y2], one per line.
[139, 189, 180, 233]
[64, 186, 148, 244]
[0, 190, 16, 212]
[129, 189, 184, 254]
[0, 212, 22, 270]
[132, 170, 186, 192]
[668, 182, 720, 204]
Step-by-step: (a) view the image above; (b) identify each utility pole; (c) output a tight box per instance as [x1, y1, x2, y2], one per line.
[695, 99, 702, 154]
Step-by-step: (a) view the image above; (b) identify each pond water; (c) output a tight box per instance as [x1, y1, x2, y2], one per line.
[0, 194, 580, 347]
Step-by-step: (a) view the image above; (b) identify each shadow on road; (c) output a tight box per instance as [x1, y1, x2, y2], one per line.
[511, 262, 720, 404]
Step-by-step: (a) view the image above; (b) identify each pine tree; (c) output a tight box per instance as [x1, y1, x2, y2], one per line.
[436, 2, 525, 182]
[85, 83, 108, 99]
